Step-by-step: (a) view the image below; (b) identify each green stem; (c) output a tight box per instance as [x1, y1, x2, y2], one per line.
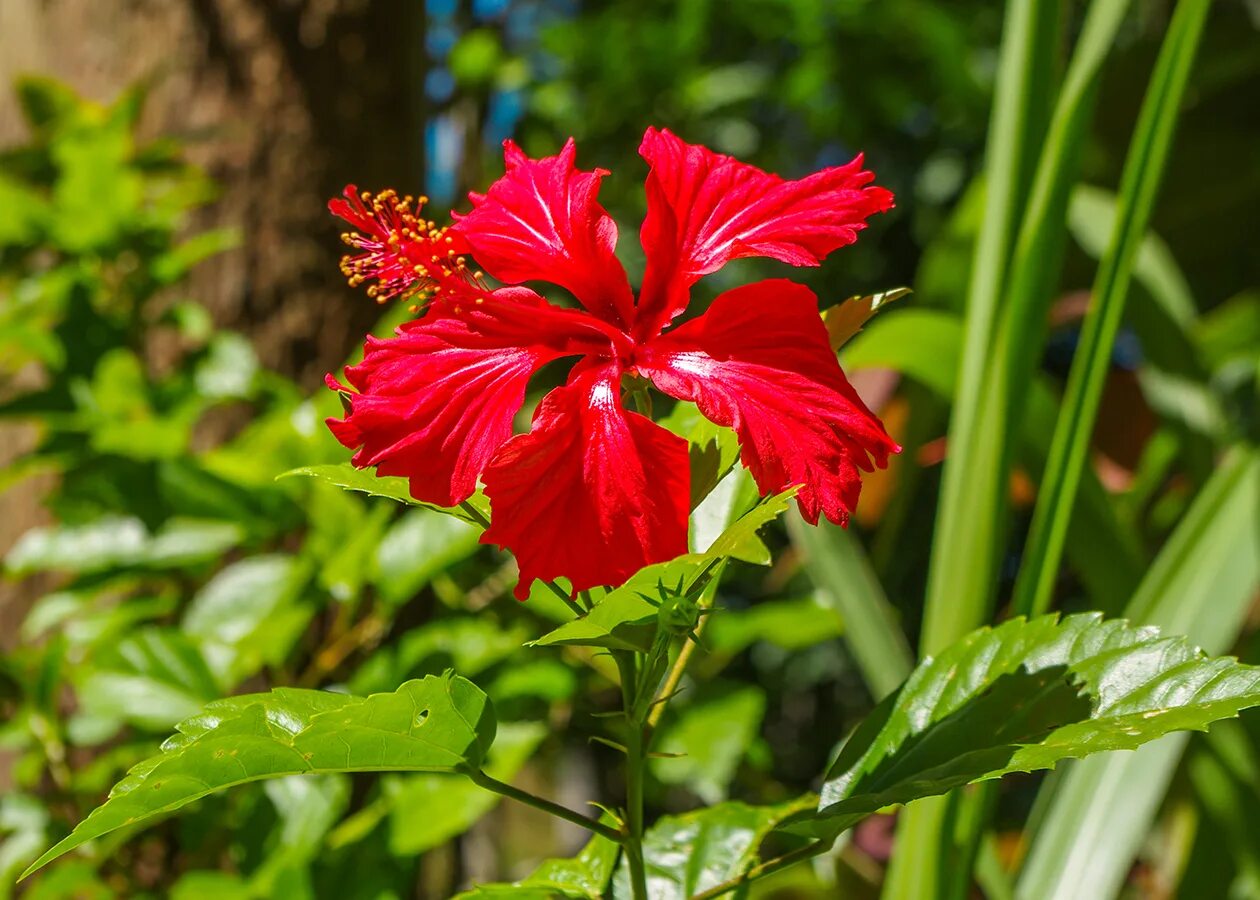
[614, 651, 650, 900]
[467, 769, 623, 843]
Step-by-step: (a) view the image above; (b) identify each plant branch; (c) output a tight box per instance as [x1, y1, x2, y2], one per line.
[467, 769, 623, 843]
[614, 651, 650, 900]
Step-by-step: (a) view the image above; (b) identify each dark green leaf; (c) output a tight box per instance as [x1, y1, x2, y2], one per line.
[786, 613, 1260, 840]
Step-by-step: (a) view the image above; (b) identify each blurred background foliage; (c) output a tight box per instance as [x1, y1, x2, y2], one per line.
[0, 0, 1257, 897]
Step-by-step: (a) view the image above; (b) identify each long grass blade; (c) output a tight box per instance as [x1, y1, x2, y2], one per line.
[886, 1, 1134, 895]
[1012, 0, 1213, 618]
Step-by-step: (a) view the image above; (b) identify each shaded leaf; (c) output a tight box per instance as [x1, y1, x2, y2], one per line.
[824, 286, 913, 349]
[651, 684, 766, 803]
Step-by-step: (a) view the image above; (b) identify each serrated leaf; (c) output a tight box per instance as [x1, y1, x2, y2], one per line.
[530, 582, 660, 653]
[531, 492, 795, 652]
[21, 673, 495, 879]
[278, 463, 491, 525]
[784, 613, 1260, 840]
[824, 287, 912, 349]
[612, 801, 804, 899]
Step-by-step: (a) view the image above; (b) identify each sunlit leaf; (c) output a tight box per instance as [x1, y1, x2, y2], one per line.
[278, 463, 491, 526]
[454, 829, 619, 899]
[21, 673, 495, 879]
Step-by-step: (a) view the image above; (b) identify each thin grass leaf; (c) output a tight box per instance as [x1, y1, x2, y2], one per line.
[1012, 0, 1213, 618]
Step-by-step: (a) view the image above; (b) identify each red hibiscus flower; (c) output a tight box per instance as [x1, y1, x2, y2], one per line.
[326, 128, 898, 599]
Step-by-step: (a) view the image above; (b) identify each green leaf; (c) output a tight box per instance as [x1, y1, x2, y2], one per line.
[4, 517, 243, 575]
[700, 488, 795, 565]
[613, 801, 802, 899]
[786, 612, 1260, 841]
[454, 829, 619, 899]
[76, 628, 221, 731]
[823, 286, 913, 349]
[182, 555, 312, 686]
[386, 721, 545, 855]
[1011, 0, 1213, 619]
[21, 673, 496, 879]
[651, 684, 766, 803]
[532, 492, 794, 652]
[531, 579, 660, 653]
[1015, 448, 1260, 900]
[372, 509, 481, 605]
[278, 463, 490, 526]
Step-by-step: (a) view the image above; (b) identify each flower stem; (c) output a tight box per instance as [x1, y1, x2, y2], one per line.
[614, 651, 650, 900]
[467, 769, 623, 843]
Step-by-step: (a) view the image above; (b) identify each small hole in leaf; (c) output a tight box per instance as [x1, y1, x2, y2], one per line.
[416, 708, 429, 726]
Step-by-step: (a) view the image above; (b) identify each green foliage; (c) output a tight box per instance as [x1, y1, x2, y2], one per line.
[785, 613, 1260, 841]
[5, 0, 1259, 890]
[21, 674, 496, 878]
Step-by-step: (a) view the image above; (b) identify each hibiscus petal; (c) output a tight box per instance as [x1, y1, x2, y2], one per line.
[452, 139, 636, 329]
[326, 301, 578, 507]
[482, 362, 690, 599]
[636, 279, 899, 525]
[635, 127, 894, 340]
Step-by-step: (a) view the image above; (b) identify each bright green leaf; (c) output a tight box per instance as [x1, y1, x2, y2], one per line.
[278, 463, 491, 525]
[21, 673, 496, 879]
